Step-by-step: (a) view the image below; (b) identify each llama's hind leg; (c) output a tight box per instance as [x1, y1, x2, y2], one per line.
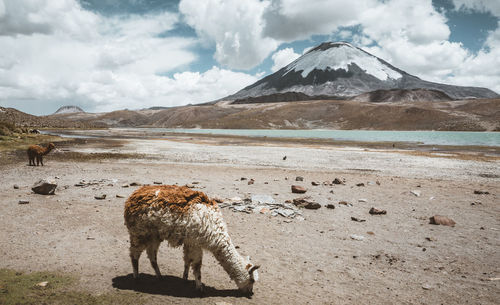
[129, 235, 146, 279]
[146, 240, 162, 279]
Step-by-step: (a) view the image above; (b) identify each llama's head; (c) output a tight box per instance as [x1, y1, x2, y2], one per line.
[48, 143, 55, 150]
[236, 257, 260, 295]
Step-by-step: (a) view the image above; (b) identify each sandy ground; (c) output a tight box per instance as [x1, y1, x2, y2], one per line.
[0, 135, 499, 304]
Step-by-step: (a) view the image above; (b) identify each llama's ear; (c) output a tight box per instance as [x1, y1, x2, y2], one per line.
[249, 265, 260, 274]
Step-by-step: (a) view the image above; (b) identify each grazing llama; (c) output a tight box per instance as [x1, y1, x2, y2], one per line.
[124, 185, 260, 294]
[27, 143, 55, 166]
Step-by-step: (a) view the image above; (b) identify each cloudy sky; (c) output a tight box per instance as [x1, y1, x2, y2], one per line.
[0, 0, 499, 115]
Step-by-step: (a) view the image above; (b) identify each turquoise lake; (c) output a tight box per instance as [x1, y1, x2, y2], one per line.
[133, 128, 500, 147]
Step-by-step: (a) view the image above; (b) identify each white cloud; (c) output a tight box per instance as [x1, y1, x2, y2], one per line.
[452, 0, 500, 17]
[271, 48, 300, 72]
[179, 0, 278, 70]
[263, 0, 377, 41]
[0, 0, 262, 114]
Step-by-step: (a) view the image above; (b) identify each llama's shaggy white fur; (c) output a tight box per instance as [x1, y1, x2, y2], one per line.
[124, 185, 259, 294]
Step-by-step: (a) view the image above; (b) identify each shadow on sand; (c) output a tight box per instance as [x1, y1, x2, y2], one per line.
[112, 273, 247, 298]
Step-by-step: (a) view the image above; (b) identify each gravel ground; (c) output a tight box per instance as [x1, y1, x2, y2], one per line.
[0, 136, 499, 304]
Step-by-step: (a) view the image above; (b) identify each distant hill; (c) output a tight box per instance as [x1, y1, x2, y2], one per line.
[54, 105, 85, 114]
[0, 106, 103, 128]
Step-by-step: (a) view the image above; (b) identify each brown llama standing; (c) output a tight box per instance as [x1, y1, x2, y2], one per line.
[27, 143, 55, 166]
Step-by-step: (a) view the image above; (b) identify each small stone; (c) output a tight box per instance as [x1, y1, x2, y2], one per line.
[474, 190, 490, 195]
[13, 184, 19, 189]
[212, 196, 224, 203]
[425, 237, 436, 242]
[429, 215, 456, 227]
[116, 194, 125, 198]
[358, 199, 367, 203]
[332, 178, 344, 185]
[295, 176, 304, 181]
[129, 182, 141, 186]
[311, 181, 320, 186]
[350, 234, 365, 241]
[282, 156, 287, 160]
[36, 281, 49, 287]
[18, 200, 29, 204]
[291, 185, 307, 194]
[248, 179, 255, 185]
[410, 190, 421, 197]
[191, 181, 200, 184]
[366, 231, 375, 235]
[471, 201, 481, 206]
[338, 201, 352, 206]
[356, 183, 365, 187]
[240, 177, 247, 181]
[421, 284, 432, 290]
[293, 197, 320, 209]
[369, 207, 387, 215]
[121, 184, 129, 188]
[351, 217, 366, 222]
[186, 184, 195, 188]
[153, 181, 162, 185]
[94, 194, 106, 200]
[326, 203, 335, 209]
[32, 179, 57, 195]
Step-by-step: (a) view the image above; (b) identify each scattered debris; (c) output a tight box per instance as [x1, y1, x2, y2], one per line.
[311, 181, 320, 186]
[479, 173, 500, 179]
[282, 156, 287, 160]
[13, 184, 19, 189]
[191, 181, 200, 184]
[220, 196, 303, 219]
[32, 179, 57, 195]
[18, 200, 29, 204]
[295, 176, 304, 181]
[248, 179, 255, 185]
[356, 183, 365, 187]
[293, 197, 321, 209]
[429, 215, 456, 227]
[358, 199, 367, 203]
[129, 182, 141, 186]
[36, 281, 49, 287]
[338, 201, 352, 207]
[425, 237, 436, 242]
[470, 201, 482, 206]
[212, 196, 224, 203]
[474, 190, 490, 195]
[369, 207, 387, 215]
[251, 194, 275, 205]
[94, 194, 107, 200]
[410, 190, 421, 197]
[121, 184, 129, 188]
[240, 177, 247, 181]
[326, 203, 335, 209]
[376, 180, 381, 185]
[116, 194, 125, 198]
[366, 231, 375, 235]
[153, 181, 162, 185]
[291, 185, 307, 194]
[351, 217, 366, 222]
[350, 234, 365, 241]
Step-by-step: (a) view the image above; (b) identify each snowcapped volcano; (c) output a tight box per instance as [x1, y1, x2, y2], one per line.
[285, 42, 401, 81]
[226, 42, 498, 101]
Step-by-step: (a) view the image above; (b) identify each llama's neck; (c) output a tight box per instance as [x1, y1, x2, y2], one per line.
[209, 235, 248, 286]
[42, 146, 53, 155]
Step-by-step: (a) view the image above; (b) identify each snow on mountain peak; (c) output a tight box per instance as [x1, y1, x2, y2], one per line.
[284, 42, 402, 81]
[54, 105, 84, 114]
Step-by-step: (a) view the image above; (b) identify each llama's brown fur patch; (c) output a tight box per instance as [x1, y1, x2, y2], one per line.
[124, 185, 218, 223]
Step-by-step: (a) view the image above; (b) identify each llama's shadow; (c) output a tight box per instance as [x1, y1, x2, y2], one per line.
[112, 273, 246, 298]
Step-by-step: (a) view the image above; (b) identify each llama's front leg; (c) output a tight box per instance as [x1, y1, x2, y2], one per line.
[183, 244, 191, 280]
[191, 246, 203, 291]
[146, 240, 162, 279]
[40, 156, 43, 166]
[35, 156, 40, 166]
[129, 236, 146, 279]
